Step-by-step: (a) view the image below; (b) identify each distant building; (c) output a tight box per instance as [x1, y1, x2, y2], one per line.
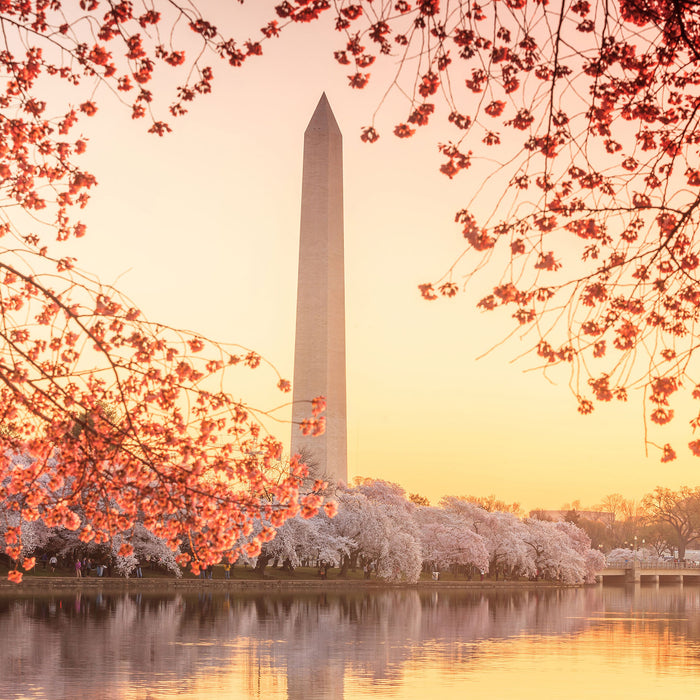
[530, 510, 614, 526]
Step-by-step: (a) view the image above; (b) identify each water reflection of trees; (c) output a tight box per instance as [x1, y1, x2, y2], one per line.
[586, 586, 700, 671]
[1, 585, 700, 699]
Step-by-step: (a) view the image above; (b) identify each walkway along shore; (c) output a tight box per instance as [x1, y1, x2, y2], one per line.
[0, 576, 580, 592]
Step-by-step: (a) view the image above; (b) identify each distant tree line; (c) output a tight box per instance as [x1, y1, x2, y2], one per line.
[531, 487, 700, 560]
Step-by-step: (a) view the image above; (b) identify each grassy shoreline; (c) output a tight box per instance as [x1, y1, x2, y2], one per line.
[0, 565, 579, 591]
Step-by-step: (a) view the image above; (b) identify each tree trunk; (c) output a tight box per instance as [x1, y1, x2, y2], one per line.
[254, 552, 272, 577]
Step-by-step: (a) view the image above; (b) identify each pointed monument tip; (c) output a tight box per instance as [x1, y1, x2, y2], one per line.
[306, 93, 341, 135]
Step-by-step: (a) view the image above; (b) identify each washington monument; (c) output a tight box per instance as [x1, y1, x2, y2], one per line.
[290, 94, 348, 485]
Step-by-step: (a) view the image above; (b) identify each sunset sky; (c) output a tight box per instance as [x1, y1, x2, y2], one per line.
[60, 3, 700, 511]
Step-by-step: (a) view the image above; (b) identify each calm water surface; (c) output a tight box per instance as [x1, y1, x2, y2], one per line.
[2, 585, 700, 699]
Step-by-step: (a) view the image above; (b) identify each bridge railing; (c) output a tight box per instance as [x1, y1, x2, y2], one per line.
[605, 560, 700, 570]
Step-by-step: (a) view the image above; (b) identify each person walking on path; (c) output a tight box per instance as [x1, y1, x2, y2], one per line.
[75, 559, 82, 578]
[49, 555, 57, 573]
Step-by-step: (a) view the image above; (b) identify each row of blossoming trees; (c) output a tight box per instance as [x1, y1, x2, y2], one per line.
[242, 479, 606, 584]
[1, 468, 604, 584]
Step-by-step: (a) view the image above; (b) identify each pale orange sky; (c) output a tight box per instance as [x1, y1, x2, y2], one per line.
[59, 4, 700, 511]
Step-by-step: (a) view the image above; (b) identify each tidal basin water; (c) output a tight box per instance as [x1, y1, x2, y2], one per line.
[2, 585, 700, 699]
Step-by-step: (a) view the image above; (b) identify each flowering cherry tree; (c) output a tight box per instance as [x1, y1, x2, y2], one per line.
[480, 510, 537, 578]
[605, 546, 639, 565]
[415, 505, 490, 573]
[1, 495, 183, 578]
[248, 509, 353, 572]
[321, 486, 390, 575]
[333, 480, 423, 582]
[0, 1, 337, 582]
[440, 497, 529, 577]
[554, 520, 606, 581]
[524, 518, 604, 583]
[232, 1, 700, 460]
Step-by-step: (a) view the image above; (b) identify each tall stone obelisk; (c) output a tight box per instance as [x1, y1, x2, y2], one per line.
[290, 94, 348, 486]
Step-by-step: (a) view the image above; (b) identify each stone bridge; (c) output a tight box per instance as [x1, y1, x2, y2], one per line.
[597, 561, 700, 584]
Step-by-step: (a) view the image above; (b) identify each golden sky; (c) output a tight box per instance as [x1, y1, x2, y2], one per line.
[61, 4, 700, 511]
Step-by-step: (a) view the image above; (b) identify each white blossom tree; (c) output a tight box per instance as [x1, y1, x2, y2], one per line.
[554, 520, 606, 583]
[332, 481, 423, 583]
[326, 487, 381, 575]
[523, 518, 586, 583]
[442, 496, 534, 579]
[415, 505, 489, 574]
[262, 513, 353, 570]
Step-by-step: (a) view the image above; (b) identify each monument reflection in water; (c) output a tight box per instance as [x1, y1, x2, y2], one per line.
[2, 586, 700, 699]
